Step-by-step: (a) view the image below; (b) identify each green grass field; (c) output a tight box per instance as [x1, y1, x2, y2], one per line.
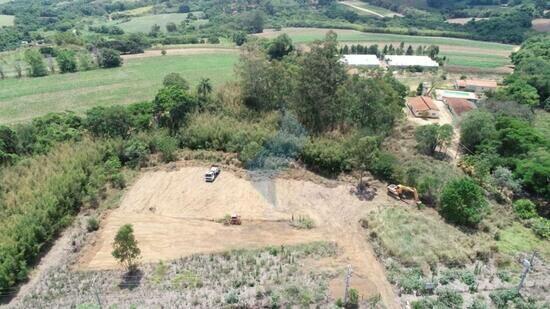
[0, 14, 14, 27]
[258, 28, 515, 69]
[0, 52, 238, 124]
[107, 13, 206, 33]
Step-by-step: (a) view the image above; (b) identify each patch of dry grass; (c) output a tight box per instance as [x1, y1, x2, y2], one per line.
[365, 207, 479, 266]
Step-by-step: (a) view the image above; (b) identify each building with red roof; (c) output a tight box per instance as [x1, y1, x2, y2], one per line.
[407, 96, 440, 118]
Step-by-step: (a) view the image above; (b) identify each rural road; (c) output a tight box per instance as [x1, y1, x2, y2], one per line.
[340, 1, 385, 18]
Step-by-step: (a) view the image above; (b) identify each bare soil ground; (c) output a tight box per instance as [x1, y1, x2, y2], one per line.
[78, 164, 402, 308]
[532, 19, 550, 32]
[446, 17, 488, 24]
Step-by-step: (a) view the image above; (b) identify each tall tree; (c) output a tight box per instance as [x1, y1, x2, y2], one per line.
[294, 31, 347, 133]
[153, 86, 197, 134]
[266, 34, 294, 60]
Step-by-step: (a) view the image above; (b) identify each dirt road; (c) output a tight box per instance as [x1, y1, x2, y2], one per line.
[340, 1, 385, 18]
[78, 165, 401, 308]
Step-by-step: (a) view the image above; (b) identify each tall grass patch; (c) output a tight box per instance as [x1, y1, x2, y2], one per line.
[0, 138, 118, 293]
[366, 207, 475, 266]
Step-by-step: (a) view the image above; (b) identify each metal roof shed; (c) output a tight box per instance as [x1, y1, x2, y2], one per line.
[385, 55, 439, 68]
[341, 55, 380, 67]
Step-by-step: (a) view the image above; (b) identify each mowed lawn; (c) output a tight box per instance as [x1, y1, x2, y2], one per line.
[257, 28, 515, 68]
[0, 14, 14, 27]
[0, 52, 238, 124]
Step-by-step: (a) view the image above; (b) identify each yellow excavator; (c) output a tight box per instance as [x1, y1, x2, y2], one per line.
[387, 184, 421, 205]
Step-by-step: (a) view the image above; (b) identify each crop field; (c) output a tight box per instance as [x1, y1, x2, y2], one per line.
[340, 0, 402, 17]
[107, 13, 207, 33]
[0, 14, 14, 27]
[0, 52, 238, 124]
[256, 28, 515, 69]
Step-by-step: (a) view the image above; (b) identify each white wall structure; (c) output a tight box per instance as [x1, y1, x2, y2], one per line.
[385, 55, 439, 68]
[341, 54, 381, 67]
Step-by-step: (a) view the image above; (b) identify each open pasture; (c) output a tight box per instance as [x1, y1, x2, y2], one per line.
[107, 13, 206, 33]
[0, 52, 238, 124]
[0, 14, 14, 27]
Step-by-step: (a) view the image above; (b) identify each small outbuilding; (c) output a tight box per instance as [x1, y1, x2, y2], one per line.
[454, 79, 497, 93]
[341, 54, 380, 67]
[407, 96, 440, 118]
[445, 97, 476, 117]
[385, 56, 439, 69]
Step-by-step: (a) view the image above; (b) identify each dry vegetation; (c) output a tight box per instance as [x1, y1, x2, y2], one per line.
[16, 241, 339, 308]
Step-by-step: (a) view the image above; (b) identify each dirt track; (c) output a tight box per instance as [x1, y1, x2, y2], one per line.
[79, 165, 401, 308]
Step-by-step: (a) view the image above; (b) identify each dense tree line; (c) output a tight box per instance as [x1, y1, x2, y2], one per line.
[339, 42, 442, 60]
[508, 34, 550, 109]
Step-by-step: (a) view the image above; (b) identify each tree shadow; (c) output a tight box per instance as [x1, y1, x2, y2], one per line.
[350, 181, 378, 201]
[118, 268, 143, 290]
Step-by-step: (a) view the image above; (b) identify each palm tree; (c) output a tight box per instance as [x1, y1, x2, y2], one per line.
[197, 77, 212, 98]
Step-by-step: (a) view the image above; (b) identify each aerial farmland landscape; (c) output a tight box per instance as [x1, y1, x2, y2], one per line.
[0, 0, 549, 308]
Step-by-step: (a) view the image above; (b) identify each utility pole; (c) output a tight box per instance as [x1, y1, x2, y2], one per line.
[93, 275, 103, 309]
[343, 264, 353, 304]
[517, 251, 536, 293]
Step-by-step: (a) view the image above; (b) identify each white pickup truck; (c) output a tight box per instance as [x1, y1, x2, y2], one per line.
[204, 165, 221, 182]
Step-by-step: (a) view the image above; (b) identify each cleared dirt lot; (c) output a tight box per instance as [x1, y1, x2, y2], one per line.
[79, 165, 401, 307]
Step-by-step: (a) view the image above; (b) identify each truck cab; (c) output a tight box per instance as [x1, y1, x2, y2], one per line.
[204, 165, 221, 182]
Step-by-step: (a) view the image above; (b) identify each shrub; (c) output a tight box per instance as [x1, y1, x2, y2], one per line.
[301, 137, 350, 175]
[440, 178, 489, 228]
[86, 217, 100, 232]
[490, 289, 519, 308]
[98, 48, 123, 68]
[153, 134, 179, 162]
[162, 72, 189, 90]
[24, 49, 48, 77]
[290, 215, 315, 229]
[85, 106, 131, 138]
[437, 288, 463, 308]
[181, 113, 275, 153]
[347, 288, 359, 308]
[57, 49, 78, 73]
[530, 217, 550, 239]
[513, 199, 538, 220]
[225, 290, 239, 304]
[122, 138, 150, 168]
[370, 152, 401, 183]
[469, 297, 488, 309]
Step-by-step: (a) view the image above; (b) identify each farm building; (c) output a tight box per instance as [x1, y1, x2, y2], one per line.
[385, 56, 439, 68]
[341, 55, 380, 67]
[407, 96, 440, 118]
[454, 79, 497, 93]
[444, 97, 476, 117]
[435, 89, 479, 103]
